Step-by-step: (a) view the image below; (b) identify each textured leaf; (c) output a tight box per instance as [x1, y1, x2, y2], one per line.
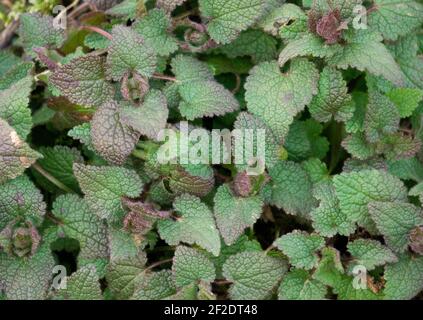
[19, 13, 64, 55]
[245, 59, 319, 142]
[328, 30, 405, 87]
[0, 119, 41, 184]
[107, 252, 147, 299]
[0, 76, 33, 139]
[284, 119, 329, 161]
[368, 0, 423, 41]
[219, 29, 277, 63]
[223, 251, 287, 299]
[388, 157, 423, 182]
[68, 123, 95, 152]
[384, 253, 423, 300]
[0, 175, 46, 230]
[131, 270, 176, 300]
[199, 0, 267, 44]
[274, 231, 325, 270]
[268, 161, 316, 216]
[171, 55, 239, 120]
[32, 146, 83, 193]
[50, 56, 115, 108]
[213, 184, 263, 245]
[73, 163, 144, 221]
[0, 61, 33, 91]
[368, 201, 423, 253]
[156, 0, 188, 13]
[107, 25, 157, 81]
[311, 181, 356, 237]
[172, 246, 216, 287]
[364, 90, 400, 143]
[388, 34, 423, 89]
[157, 194, 221, 256]
[120, 90, 169, 140]
[233, 112, 281, 170]
[133, 9, 178, 56]
[0, 237, 54, 300]
[56, 265, 102, 300]
[52, 195, 109, 260]
[333, 169, 408, 228]
[386, 88, 423, 118]
[342, 132, 376, 160]
[308, 66, 354, 123]
[347, 239, 397, 271]
[91, 101, 140, 165]
[278, 269, 326, 300]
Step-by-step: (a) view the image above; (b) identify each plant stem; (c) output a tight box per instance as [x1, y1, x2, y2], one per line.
[32, 163, 74, 194]
[79, 26, 113, 40]
[144, 258, 173, 273]
[152, 73, 178, 82]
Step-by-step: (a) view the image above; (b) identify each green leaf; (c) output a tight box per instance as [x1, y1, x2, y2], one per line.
[52, 194, 109, 260]
[133, 9, 178, 56]
[91, 101, 140, 165]
[68, 123, 95, 152]
[56, 265, 102, 300]
[388, 157, 423, 182]
[213, 184, 263, 245]
[284, 119, 329, 161]
[19, 13, 64, 56]
[120, 90, 169, 140]
[0, 240, 54, 300]
[333, 169, 408, 228]
[73, 163, 144, 221]
[0, 76, 33, 139]
[388, 34, 423, 89]
[171, 55, 239, 120]
[386, 88, 423, 118]
[278, 269, 327, 300]
[131, 270, 177, 300]
[223, 251, 287, 299]
[311, 181, 356, 237]
[245, 59, 319, 142]
[274, 231, 325, 270]
[172, 246, 216, 287]
[308, 66, 354, 123]
[199, 0, 267, 44]
[107, 25, 157, 81]
[268, 161, 316, 216]
[157, 194, 221, 256]
[0, 61, 33, 91]
[31, 146, 83, 193]
[0, 119, 41, 184]
[384, 253, 423, 300]
[328, 30, 405, 87]
[0, 175, 46, 230]
[368, 0, 423, 41]
[368, 201, 423, 253]
[364, 89, 400, 143]
[219, 29, 278, 63]
[342, 132, 376, 160]
[106, 252, 147, 299]
[347, 239, 398, 271]
[233, 112, 281, 170]
[50, 56, 115, 108]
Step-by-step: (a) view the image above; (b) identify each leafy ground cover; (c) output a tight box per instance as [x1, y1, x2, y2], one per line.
[0, 0, 422, 300]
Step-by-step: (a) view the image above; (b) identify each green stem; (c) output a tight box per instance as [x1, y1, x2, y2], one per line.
[132, 148, 149, 161]
[32, 163, 74, 194]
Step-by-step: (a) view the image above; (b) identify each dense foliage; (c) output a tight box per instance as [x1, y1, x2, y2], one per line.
[0, 0, 422, 300]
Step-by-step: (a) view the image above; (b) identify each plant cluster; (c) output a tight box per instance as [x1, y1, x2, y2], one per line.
[0, 0, 423, 300]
